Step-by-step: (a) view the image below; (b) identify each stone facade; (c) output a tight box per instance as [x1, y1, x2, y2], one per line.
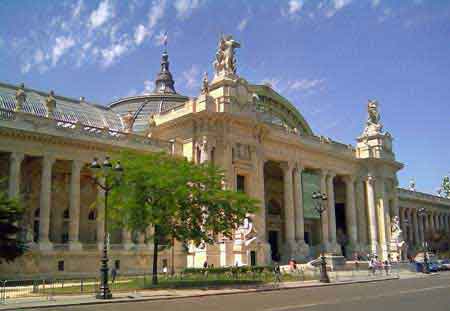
[1, 36, 449, 277]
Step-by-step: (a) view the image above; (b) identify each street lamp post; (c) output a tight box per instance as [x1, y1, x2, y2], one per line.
[90, 156, 124, 299]
[417, 207, 430, 274]
[312, 191, 330, 283]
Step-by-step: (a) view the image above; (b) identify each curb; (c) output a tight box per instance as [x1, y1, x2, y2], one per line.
[0, 277, 400, 310]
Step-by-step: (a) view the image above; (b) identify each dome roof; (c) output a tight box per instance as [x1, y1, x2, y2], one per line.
[109, 49, 188, 133]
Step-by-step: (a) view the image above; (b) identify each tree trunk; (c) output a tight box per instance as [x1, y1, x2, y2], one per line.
[152, 225, 159, 285]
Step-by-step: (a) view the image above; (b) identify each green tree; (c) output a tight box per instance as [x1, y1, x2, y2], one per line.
[438, 175, 450, 199]
[0, 189, 26, 263]
[108, 151, 258, 284]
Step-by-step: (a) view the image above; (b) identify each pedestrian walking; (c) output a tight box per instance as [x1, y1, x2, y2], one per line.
[274, 262, 282, 284]
[111, 267, 117, 283]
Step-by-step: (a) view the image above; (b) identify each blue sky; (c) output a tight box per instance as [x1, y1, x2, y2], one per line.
[0, 0, 449, 194]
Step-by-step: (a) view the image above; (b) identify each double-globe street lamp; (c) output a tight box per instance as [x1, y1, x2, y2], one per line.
[90, 156, 124, 299]
[417, 207, 430, 274]
[312, 191, 330, 283]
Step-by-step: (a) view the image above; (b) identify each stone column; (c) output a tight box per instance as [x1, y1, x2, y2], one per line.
[407, 209, 414, 244]
[355, 178, 368, 249]
[293, 164, 306, 245]
[68, 160, 83, 251]
[424, 213, 431, 240]
[326, 172, 338, 252]
[418, 213, 425, 245]
[122, 229, 134, 250]
[8, 152, 24, 198]
[281, 162, 296, 258]
[375, 178, 388, 259]
[344, 176, 358, 251]
[39, 155, 55, 251]
[412, 209, 420, 246]
[96, 181, 105, 251]
[365, 175, 378, 255]
[319, 170, 330, 248]
[250, 149, 271, 265]
[400, 208, 406, 240]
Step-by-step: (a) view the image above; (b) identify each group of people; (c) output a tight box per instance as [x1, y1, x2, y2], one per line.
[367, 254, 394, 275]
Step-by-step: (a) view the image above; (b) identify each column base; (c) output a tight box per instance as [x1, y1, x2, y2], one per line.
[123, 242, 135, 251]
[68, 241, 83, 251]
[38, 241, 53, 252]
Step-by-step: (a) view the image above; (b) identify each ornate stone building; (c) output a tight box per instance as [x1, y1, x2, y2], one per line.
[1, 36, 449, 277]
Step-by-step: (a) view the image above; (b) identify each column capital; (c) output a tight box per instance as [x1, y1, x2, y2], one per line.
[327, 170, 336, 179]
[42, 155, 56, 166]
[10, 152, 25, 162]
[71, 159, 84, 171]
[366, 174, 376, 184]
[342, 175, 355, 184]
[280, 161, 295, 173]
[295, 162, 304, 172]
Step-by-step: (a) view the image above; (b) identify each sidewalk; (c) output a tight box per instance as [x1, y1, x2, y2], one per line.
[0, 276, 400, 310]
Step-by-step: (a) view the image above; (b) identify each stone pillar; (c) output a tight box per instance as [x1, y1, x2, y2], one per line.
[293, 163, 308, 259]
[400, 208, 406, 240]
[68, 160, 83, 251]
[375, 178, 388, 259]
[294, 164, 306, 244]
[39, 155, 55, 251]
[344, 176, 358, 251]
[424, 213, 430, 240]
[122, 229, 134, 250]
[251, 150, 271, 265]
[319, 170, 330, 247]
[355, 178, 368, 249]
[418, 213, 425, 246]
[412, 209, 420, 246]
[326, 172, 338, 252]
[365, 175, 378, 255]
[96, 182, 105, 251]
[281, 162, 296, 258]
[8, 152, 24, 198]
[407, 209, 414, 244]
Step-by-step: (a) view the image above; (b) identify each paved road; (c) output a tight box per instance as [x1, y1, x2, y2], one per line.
[48, 274, 450, 311]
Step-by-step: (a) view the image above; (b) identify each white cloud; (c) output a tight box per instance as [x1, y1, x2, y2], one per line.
[288, 0, 303, 15]
[154, 31, 167, 46]
[72, 0, 84, 18]
[237, 18, 249, 31]
[143, 80, 153, 94]
[325, 0, 352, 17]
[148, 0, 166, 28]
[371, 0, 381, 8]
[51, 36, 75, 65]
[134, 24, 150, 45]
[89, 0, 114, 30]
[34, 49, 45, 64]
[333, 0, 352, 10]
[21, 63, 31, 74]
[174, 0, 202, 19]
[182, 65, 200, 89]
[288, 79, 325, 92]
[261, 78, 281, 92]
[101, 41, 130, 67]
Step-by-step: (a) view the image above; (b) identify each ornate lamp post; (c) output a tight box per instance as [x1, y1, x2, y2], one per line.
[312, 191, 330, 283]
[417, 207, 430, 274]
[90, 156, 124, 299]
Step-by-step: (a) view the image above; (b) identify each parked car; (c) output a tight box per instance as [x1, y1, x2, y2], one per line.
[438, 259, 450, 270]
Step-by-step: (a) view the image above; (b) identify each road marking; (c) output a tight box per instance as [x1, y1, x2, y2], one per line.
[265, 284, 450, 311]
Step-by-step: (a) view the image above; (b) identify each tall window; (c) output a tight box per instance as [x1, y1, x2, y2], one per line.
[236, 175, 245, 193]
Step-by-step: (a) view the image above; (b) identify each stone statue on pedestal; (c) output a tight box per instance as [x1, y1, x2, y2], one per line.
[213, 35, 241, 79]
[201, 72, 209, 95]
[390, 216, 406, 259]
[45, 90, 57, 117]
[363, 100, 383, 135]
[121, 111, 134, 133]
[15, 83, 26, 112]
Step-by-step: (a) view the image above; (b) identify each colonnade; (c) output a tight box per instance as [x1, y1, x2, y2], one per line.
[399, 206, 450, 247]
[6, 151, 142, 252]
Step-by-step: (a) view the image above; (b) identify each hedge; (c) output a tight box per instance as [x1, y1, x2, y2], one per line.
[182, 265, 274, 274]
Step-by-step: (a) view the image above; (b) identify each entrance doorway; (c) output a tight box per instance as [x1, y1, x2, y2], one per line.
[268, 231, 279, 261]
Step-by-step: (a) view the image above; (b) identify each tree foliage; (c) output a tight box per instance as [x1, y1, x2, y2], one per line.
[108, 151, 259, 283]
[438, 175, 450, 199]
[0, 189, 26, 263]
